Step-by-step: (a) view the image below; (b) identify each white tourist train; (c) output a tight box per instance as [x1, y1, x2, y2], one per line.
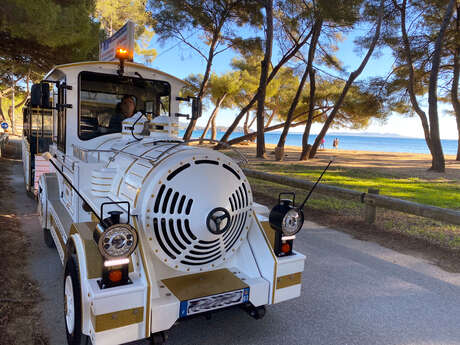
[21, 51, 307, 345]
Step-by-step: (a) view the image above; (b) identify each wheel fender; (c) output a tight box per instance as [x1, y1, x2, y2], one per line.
[67, 234, 91, 337]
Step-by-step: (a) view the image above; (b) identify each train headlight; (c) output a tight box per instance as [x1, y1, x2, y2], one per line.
[269, 194, 304, 236]
[282, 208, 304, 236]
[97, 224, 138, 260]
[269, 193, 305, 257]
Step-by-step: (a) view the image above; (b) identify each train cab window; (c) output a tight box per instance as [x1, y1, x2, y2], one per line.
[23, 93, 54, 155]
[79, 71, 171, 140]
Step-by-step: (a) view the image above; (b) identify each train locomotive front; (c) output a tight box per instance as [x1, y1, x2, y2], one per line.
[99, 139, 254, 273]
[26, 61, 307, 345]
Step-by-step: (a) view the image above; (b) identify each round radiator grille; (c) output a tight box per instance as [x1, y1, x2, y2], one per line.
[142, 154, 253, 272]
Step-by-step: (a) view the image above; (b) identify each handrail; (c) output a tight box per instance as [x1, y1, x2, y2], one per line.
[74, 146, 157, 165]
[243, 168, 460, 226]
[73, 138, 248, 167]
[150, 139, 248, 167]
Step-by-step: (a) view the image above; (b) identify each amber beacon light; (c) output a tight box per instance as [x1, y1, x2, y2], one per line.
[115, 47, 131, 76]
[115, 47, 129, 59]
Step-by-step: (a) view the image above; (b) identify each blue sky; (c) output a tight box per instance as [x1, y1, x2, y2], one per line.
[143, 26, 459, 140]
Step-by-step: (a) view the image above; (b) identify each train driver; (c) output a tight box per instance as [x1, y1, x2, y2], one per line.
[109, 95, 136, 132]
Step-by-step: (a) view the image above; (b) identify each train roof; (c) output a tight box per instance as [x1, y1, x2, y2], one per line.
[44, 61, 189, 86]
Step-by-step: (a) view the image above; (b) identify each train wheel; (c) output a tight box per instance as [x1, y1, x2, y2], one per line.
[243, 304, 266, 320]
[64, 255, 90, 345]
[43, 228, 55, 248]
[151, 331, 167, 345]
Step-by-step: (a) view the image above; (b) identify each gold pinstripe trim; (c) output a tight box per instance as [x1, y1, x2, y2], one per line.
[129, 171, 144, 178]
[104, 141, 138, 169]
[30, 107, 52, 113]
[92, 176, 113, 180]
[116, 178, 124, 196]
[91, 182, 112, 187]
[133, 162, 156, 208]
[121, 192, 134, 201]
[92, 307, 144, 332]
[117, 159, 138, 196]
[132, 217, 151, 337]
[136, 162, 151, 169]
[253, 212, 277, 303]
[276, 272, 302, 289]
[97, 137, 116, 150]
[141, 147, 157, 157]
[141, 167, 155, 185]
[91, 189, 110, 193]
[125, 182, 138, 190]
[137, 147, 157, 163]
[91, 213, 99, 222]
[134, 188, 141, 208]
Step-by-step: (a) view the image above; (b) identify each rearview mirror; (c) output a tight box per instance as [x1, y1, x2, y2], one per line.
[191, 97, 202, 120]
[31, 83, 50, 108]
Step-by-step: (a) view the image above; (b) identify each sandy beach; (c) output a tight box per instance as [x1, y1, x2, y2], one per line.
[235, 143, 460, 181]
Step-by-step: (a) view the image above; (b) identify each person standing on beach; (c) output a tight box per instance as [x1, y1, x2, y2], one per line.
[335, 137, 339, 150]
[320, 138, 325, 149]
[333, 138, 337, 149]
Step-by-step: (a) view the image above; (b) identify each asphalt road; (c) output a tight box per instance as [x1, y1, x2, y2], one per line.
[10, 161, 460, 345]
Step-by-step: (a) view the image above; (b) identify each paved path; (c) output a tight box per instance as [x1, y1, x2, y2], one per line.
[9, 160, 460, 345]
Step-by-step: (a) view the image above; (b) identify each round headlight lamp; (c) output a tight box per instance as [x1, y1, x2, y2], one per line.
[97, 223, 138, 260]
[282, 208, 304, 236]
[269, 196, 304, 236]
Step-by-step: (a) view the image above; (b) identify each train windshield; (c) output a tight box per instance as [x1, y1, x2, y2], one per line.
[79, 71, 170, 140]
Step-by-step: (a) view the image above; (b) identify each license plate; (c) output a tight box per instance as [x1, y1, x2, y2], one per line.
[179, 288, 249, 317]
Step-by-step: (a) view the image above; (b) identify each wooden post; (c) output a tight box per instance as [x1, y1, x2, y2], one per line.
[365, 188, 379, 224]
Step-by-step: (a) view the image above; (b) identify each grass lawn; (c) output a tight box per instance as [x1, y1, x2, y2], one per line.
[246, 161, 460, 252]
[249, 162, 460, 210]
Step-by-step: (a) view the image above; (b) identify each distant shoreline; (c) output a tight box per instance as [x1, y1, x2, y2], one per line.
[256, 142, 458, 159]
[235, 142, 460, 181]
[186, 130, 459, 156]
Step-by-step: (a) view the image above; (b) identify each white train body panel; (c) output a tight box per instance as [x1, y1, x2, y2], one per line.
[29, 61, 306, 344]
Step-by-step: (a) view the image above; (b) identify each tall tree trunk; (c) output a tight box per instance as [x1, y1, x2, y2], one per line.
[265, 109, 276, 128]
[299, 69, 316, 160]
[275, 65, 310, 160]
[255, 0, 274, 158]
[227, 108, 330, 145]
[216, 27, 315, 149]
[183, 25, 223, 141]
[249, 112, 257, 128]
[298, 17, 323, 160]
[243, 111, 250, 135]
[199, 94, 226, 143]
[309, 0, 384, 159]
[0, 97, 5, 123]
[452, 4, 460, 161]
[15, 74, 30, 109]
[211, 113, 218, 140]
[397, 0, 434, 155]
[427, 0, 455, 172]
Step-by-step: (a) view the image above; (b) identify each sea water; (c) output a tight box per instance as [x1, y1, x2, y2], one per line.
[182, 130, 459, 156]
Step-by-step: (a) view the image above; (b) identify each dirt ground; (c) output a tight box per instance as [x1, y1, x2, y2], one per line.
[236, 143, 460, 181]
[0, 152, 48, 344]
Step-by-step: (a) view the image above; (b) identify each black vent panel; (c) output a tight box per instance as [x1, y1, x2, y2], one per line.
[147, 160, 252, 270]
